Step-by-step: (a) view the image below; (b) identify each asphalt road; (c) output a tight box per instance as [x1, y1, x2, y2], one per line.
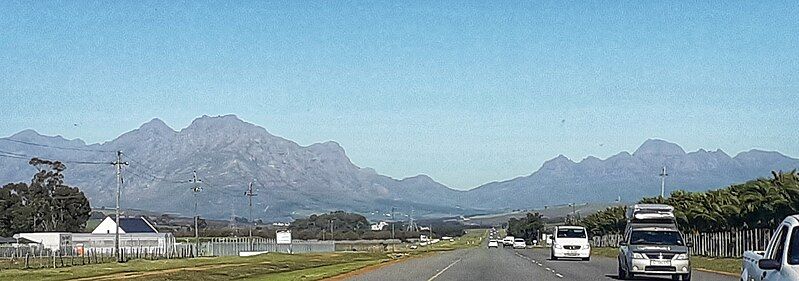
[345, 246, 737, 281]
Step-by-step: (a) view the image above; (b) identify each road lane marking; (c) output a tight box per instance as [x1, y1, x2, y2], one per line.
[555, 273, 564, 278]
[427, 259, 461, 281]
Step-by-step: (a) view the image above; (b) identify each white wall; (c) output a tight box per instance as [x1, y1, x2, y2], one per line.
[16, 233, 72, 252]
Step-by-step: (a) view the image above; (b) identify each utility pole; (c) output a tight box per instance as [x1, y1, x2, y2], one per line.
[407, 210, 417, 232]
[113, 151, 128, 260]
[329, 219, 334, 241]
[659, 166, 669, 199]
[191, 171, 203, 257]
[245, 180, 257, 238]
[390, 207, 395, 240]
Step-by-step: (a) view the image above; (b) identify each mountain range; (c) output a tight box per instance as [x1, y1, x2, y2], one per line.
[1, 115, 797, 221]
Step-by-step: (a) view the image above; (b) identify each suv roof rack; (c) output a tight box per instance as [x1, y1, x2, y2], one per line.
[627, 204, 675, 222]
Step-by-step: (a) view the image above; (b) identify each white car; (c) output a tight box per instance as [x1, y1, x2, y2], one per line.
[503, 236, 515, 247]
[742, 215, 799, 281]
[550, 226, 591, 261]
[488, 240, 499, 248]
[513, 238, 527, 249]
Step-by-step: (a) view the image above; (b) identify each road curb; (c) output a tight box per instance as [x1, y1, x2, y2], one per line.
[694, 267, 739, 277]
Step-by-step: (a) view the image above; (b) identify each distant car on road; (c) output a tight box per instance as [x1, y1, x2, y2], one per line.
[488, 240, 499, 248]
[550, 226, 591, 261]
[513, 238, 526, 249]
[503, 236, 515, 248]
[742, 214, 799, 281]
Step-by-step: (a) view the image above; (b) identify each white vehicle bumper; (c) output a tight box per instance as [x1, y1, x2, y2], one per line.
[629, 258, 690, 275]
[552, 246, 591, 258]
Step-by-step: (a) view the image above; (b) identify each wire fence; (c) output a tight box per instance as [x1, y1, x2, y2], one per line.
[201, 237, 335, 256]
[590, 228, 774, 258]
[0, 243, 198, 271]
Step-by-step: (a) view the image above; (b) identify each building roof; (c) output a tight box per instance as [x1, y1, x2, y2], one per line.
[117, 217, 157, 233]
[0, 237, 37, 244]
[94, 216, 158, 234]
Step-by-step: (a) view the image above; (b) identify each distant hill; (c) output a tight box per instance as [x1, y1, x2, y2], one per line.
[464, 139, 799, 210]
[2, 116, 797, 221]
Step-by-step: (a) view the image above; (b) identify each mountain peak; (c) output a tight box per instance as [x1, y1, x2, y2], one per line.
[190, 114, 245, 126]
[139, 118, 174, 132]
[399, 174, 438, 185]
[8, 129, 86, 146]
[183, 114, 267, 135]
[539, 154, 575, 169]
[550, 154, 573, 163]
[9, 129, 42, 139]
[633, 139, 686, 157]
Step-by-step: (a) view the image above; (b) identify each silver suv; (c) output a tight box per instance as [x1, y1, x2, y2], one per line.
[617, 225, 692, 281]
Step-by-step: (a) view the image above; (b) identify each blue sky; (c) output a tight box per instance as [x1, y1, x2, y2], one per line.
[1, 1, 797, 189]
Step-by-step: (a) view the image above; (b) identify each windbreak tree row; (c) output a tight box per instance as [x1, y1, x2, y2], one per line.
[582, 171, 799, 236]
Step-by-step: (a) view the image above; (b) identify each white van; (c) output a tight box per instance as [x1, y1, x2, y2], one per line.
[550, 226, 591, 261]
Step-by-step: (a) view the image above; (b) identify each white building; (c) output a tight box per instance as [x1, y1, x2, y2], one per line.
[72, 233, 176, 255]
[370, 221, 389, 231]
[13, 217, 176, 256]
[14, 232, 72, 253]
[92, 216, 158, 234]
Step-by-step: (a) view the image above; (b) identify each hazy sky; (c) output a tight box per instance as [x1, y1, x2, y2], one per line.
[1, 1, 798, 189]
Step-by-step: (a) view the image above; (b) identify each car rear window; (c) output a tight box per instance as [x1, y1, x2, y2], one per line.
[515, 239, 525, 242]
[557, 228, 587, 238]
[630, 230, 684, 246]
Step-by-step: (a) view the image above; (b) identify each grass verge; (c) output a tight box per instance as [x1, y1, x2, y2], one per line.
[0, 230, 486, 281]
[591, 247, 740, 275]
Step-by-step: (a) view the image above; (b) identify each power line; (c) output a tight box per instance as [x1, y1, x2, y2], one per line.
[126, 166, 191, 184]
[0, 138, 115, 153]
[0, 149, 111, 165]
[124, 156, 165, 176]
[200, 181, 246, 197]
[0, 153, 29, 160]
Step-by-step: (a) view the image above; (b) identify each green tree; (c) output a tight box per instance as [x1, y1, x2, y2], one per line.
[582, 171, 799, 236]
[507, 212, 545, 242]
[0, 158, 91, 236]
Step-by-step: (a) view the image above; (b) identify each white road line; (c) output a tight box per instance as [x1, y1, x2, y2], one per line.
[555, 273, 564, 278]
[427, 259, 462, 281]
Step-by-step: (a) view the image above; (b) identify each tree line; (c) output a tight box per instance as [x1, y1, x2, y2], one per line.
[288, 211, 470, 240]
[0, 158, 92, 236]
[507, 212, 545, 242]
[582, 171, 799, 236]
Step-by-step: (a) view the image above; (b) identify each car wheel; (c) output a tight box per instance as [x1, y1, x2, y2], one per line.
[617, 263, 626, 280]
[682, 273, 691, 281]
[550, 251, 557, 260]
[582, 257, 590, 261]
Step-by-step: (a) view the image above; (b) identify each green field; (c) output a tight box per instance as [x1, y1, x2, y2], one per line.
[591, 247, 740, 275]
[0, 230, 486, 281]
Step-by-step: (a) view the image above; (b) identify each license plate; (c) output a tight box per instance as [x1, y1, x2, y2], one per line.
[565, 252, 579, 256]
[650, 260, 671, 266]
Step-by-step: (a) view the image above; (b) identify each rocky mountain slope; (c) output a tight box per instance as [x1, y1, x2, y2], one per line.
[465, 139, 799, 210]
[2, 116, 797, 220]
[0, 115, 468, 220]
